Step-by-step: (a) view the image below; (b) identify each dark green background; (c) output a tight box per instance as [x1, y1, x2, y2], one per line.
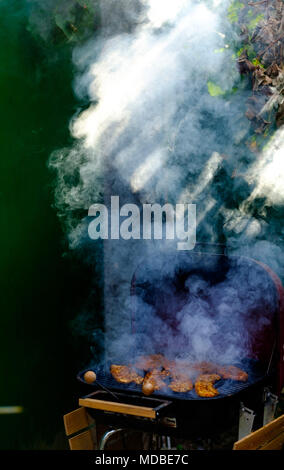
[0, 1, 97, 449]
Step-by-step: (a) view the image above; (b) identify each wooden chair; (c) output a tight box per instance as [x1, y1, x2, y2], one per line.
[64, 407, 284, 450]
[64, 407, 97, 450]
[63, 407, 144, 450]
[233, 413, 284, 450]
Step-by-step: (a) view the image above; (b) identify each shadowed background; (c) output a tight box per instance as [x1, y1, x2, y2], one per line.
[0, 0, 102, 449]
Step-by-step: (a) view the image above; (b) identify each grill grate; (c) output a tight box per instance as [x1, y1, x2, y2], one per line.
[78, 359, 266, 401]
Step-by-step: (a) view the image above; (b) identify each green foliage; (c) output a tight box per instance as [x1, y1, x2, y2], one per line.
[245, 44, 256, 61]
[207, 81, 225, 97]
[252, 57, 264, 68]
[237, 44, 258, 61]
[248, 14, 264, 31]
[237, 47, 244, 57]
[227, 1, 244, 24]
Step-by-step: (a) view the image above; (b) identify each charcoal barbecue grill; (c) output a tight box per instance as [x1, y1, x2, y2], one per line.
[77, 251, 284, 447]
[77, 359, 269, 439]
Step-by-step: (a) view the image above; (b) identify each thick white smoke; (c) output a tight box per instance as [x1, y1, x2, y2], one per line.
[247, 127, 284, 205]
[51, 0, 239, 243]
[48, 0, 284, 367]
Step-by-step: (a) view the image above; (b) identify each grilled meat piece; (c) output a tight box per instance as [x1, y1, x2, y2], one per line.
[191, 361, 218, 374]
[169, 374, 193, 393]
[142, 369, 167, 395]
[217, 365, 248, 382]
[135, 354, 168, 371]
[110, 365, 144, 385]
[110, 357, 248, 398]
[159, 368, 172, 378]
[132, 374, 145, 385]
[195, 374, 221, 397]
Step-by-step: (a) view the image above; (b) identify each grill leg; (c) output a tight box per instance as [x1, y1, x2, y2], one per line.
[160, 436, 172, 450]
[238, 403, 255, 440]
[167, 436, 172, 449]
[99, 428, 124, 450]
[263, 388, 279, 426]
[151, 433, 158, 450]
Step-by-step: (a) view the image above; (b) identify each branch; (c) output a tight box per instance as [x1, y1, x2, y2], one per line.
[257, 33, 284, 58]
[248, 0, 268, 6]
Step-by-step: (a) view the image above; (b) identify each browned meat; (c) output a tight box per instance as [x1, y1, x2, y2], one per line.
[217, 365, 248, 382]
[195, 374, 221, 397]
[135, 354, 168, 371]
[132, 374, 145, 385]
[190, 361, 218, 374]
[169, 373, 193, 393]
[110, 365, 144, 384]
[111, 356, 248, 398]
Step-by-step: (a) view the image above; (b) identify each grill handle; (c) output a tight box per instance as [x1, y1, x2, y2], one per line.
[79, 391, 172, 419]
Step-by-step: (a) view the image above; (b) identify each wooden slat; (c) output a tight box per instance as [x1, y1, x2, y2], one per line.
[234, 413, 284, 450]
[259, 432, 284, 450]
[69, 430, 94, 450]
[79, 397, 156, 419]
[63, 407, 90, 436]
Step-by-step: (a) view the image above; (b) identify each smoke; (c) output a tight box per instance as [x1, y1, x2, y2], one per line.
[51, 0, 241, 240]
[107, 252, 277, 366]
[247, 127, 284, 206]
[47, 1, 284, 367]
